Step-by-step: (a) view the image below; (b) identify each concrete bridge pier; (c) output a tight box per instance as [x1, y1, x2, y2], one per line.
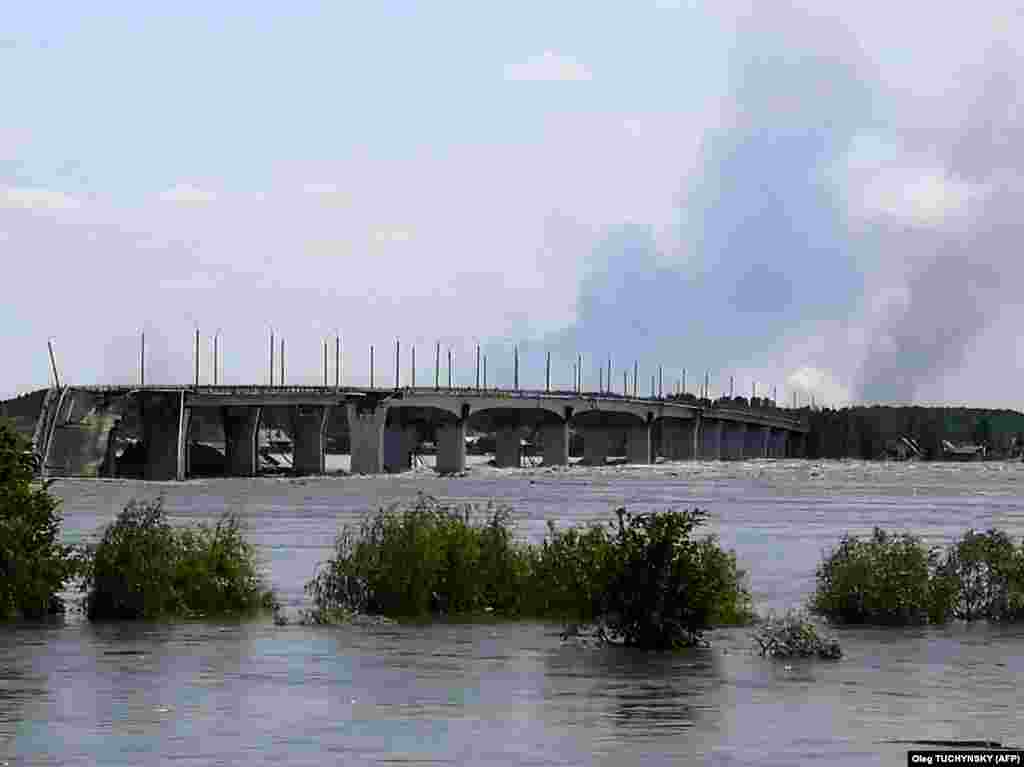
[141, 392, 190, 481]
[724, 422, 748, 460]
[347, 404, 387, 474]
[541, 422, 569, 466]
[626, 422, 652, 464]
[223, 406, 262, 476]
[660, 419, 697, 460]
[788, 431, 805, 458]
[770, 428, 787, 457]
[580, 427, 610, 465]
[659, 419, 684, 459]
[436, 420, 467, 474]
[744, 424, 769, 459]
[701, 419, 723, 460]
[101, 419, 120, 477]
[383, 425, 419, 472]
[494, 425, 521, 468]
[290, 405, 329, 475]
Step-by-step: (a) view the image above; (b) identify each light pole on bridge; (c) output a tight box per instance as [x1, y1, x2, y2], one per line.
[194, 327, 200, 387]
[47, 337, 61, 389]
[213, 329, 221, 386]
[268, 326, 274, 387]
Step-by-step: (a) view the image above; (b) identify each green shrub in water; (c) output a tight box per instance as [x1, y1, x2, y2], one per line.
[523, 520, 618, 622]
[307, 496, 754, 649]
[0, 419, 79, 619]
[81, 497, 275, 620]
[811, 528, 953, 625]
[599, 508, 754, 649]
[305, 493, 532, 621]
[937, 529, 1024, 622]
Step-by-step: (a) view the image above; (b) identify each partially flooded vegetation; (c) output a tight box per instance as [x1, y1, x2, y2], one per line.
[811, 526, 1024, 626]
[0, 419, 78, 620]
[304, 494, 754, 649]
[80, 498, 276, 620]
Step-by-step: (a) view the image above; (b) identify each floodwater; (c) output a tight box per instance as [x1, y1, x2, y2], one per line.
[3, 459, 1024, 765]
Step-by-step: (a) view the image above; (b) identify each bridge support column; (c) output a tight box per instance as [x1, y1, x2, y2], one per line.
[788, 431, 806, 458]
[744, 424, 768, 459]
[436, 420, 466, 474]
[626, 423, 652, 464]
[659, 420, 683, 460]
[101, 419, 120, 477]
[541, 422, 569, 466]
[495, 426, 521, 468]
[770, 428, 786, 458]
[660, 419, 697, 460]
[580, 427, 610, 466]
[347, 404, 387, 474]
[383, 425, 418, 472]
[701, 420, 722, 460]
[290, 405, 329, 475]
[686, 420, 699, 459]
[725, 422, 748, 460]
[223, 406, 262, 477]
[141, 392, 190, 481]
[759, 425, 770, 458]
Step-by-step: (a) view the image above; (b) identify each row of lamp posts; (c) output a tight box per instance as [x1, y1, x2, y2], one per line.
[131, 328, 788, 406]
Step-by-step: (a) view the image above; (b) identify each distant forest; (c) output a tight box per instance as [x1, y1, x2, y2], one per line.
[801, 406, 1024, 460]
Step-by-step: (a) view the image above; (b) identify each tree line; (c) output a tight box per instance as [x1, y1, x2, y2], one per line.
[801, 406, 1024, 460]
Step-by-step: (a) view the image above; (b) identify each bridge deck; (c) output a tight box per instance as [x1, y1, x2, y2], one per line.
[71, 384, 806, 430]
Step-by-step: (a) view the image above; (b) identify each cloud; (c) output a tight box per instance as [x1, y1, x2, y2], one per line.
[505, 51, 592, 82]
[844, 160, 987, 226]
[787, 366, 851, 407]
[158, 184, 217, 204]
[4, 1, 1024, 410]
[851, 41, 1024, 403]
[373, 228, 412, 243]
[0, 186, 82, 211]
[301, 183, 352, 207]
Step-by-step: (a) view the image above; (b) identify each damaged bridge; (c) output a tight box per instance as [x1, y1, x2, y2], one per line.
[20, 385, 808, 480]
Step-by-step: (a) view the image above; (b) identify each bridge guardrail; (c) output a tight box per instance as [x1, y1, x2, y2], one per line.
[71, 384, 807, 428]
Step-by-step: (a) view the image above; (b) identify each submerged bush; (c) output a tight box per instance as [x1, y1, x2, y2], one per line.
[307, 495, 754, 649]
[0, 419, 78, 619]
[600, 508, 753, 649]
[754, 611, 841, 659]
[810, 528, 951, 625]
[81, 498, 275, 620]
[812, 527, 1024, 626]
[937, 529, 1024, 622]
[305, 494, 532, 622]
[523, 520, 617, 622]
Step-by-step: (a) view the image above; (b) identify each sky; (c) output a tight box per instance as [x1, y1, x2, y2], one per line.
[2, 1, 1022, 407]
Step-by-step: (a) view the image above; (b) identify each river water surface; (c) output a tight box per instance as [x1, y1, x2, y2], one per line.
[3, 459, 1024, 765]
